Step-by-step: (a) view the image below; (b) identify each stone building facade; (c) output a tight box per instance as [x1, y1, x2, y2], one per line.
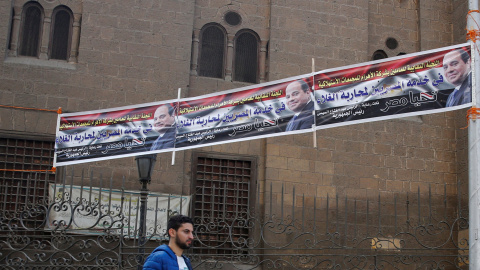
[0, 0, 472, 267]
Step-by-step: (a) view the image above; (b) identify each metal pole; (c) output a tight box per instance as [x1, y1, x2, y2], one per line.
[469, 0, 480, 268]
[137, 180, 148, 270]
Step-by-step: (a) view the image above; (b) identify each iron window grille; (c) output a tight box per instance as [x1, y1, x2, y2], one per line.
[198, 25, 226, 79]
[191, 152, 257, 256]
[19, 2, 43, 57]
[0, 138, 55, 232]
[234, 31, 258, 83]
[50, 6, 73, 60]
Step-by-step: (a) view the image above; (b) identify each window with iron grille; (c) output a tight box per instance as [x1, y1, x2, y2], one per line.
[10, 1, 80, 63]
[19, 2, 43, 57]
[192, 152, 256, 255]
[198, 24, 226, 79]
[0, 138, 55, 231]
[234, 31, 258, 83]
[50, 6, 73, 60]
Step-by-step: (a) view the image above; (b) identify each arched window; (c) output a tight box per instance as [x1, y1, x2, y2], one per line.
[372, 50, 388, 60]
[198, 25, 225, 78]
[50, 6, 73, 60]
[19, 2, 43, 57]
[234, 31, 258, 83]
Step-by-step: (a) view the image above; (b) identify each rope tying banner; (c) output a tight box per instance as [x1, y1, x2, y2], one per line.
[0, 105, 62, 114]
[466, 10, 480, 55]
[0, 167, 56, 173]
[467, 29, 480, 42]
[462, 107, 480, 129]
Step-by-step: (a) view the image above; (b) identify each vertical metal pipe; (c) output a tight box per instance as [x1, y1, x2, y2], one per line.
[344, 195, 348, 244]
[354, 199, 357, 239]
[201, 185, 205, 223]
[211, 185, 215, 223]
[26, 174, 31, 207]
[68, 168, 74, 204]
[292, 185, 295, 222]
[180, 188, 184, 215]
[52, 177, 57, 204]
[107, 177, 113, 217]
[366, 198, 369, 235]
[335, 194, 339, 233]
[417, 187, 421, 226]
[128, 196, 133, 238]
[313, 196, 317, 233]
[281, 183, 284, 223]
[134, 196, 140, 245]
[119, 176, 125, 218]
[256, 182, 260, 217]
[468, 1, 480, 267]
[27, 174, 33, 207]
[98, 174, 103, 211]
[377, 194, 381, 234]
[61, 166, 66, 202]
[406, 193, 410, 227]
[394, 194, 397, 234]
[88, 171, 93, 206]
[444, 183, 447, 221]
[235, 181, 240, 218]
[137, 179, 148, 270]
[301, 194, 305, 232]
[326, 194, 329, 234]
[154, 197, 159, 235]
[428, 184, 432, 224]
[269, 182, 272, 220]
[79, 169, 84, 204]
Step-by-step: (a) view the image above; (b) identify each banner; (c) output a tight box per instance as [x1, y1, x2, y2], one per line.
[55, 43, 471, 166]
[313, 44, 472, 128]
[47, 184, 190, 238]
[55, 101, 176, 164]
[175, 75, 315, 149]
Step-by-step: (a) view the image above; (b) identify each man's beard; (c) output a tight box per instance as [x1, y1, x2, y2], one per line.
[176, 237, 191, 250]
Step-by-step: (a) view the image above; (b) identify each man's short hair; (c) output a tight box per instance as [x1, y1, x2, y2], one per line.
[160, 104, 175, 116]
[295, 79, 310, 93]
[454, 48, 470, 63]
[167, 215, 193, 237]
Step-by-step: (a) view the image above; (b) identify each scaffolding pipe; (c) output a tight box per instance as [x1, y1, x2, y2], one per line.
[469, 0, 480, 268]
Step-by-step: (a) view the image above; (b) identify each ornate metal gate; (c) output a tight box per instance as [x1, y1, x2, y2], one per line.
[0, 171, 468, 269]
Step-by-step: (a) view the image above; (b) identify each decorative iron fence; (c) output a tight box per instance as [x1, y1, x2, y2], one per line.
[0, 171, 468, 269]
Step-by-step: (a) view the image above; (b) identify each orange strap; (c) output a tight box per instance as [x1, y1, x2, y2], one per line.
[0, 105, 62, 114]
[0, 167, 56, 173]
[463, 107, 480, 129]
[467, 10, 480, 42]
[467, 29, 480, 42]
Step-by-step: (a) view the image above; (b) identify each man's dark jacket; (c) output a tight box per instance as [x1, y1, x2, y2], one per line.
[446, 72, 472, 107]
[150, 126, 176, 151]
[285, 101, 314, 131]
[143, 244, 193, 270]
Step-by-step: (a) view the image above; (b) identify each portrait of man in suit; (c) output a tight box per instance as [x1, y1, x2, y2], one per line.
[285, 79, 314, 131]
[150, 104, 176, 150]
[443, 48, 472, 107]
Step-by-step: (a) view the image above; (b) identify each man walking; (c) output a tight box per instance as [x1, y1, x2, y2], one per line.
[143, 215, 194, 270]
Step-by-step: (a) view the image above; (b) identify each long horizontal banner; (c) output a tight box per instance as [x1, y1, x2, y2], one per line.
[55, 43, 472, 166]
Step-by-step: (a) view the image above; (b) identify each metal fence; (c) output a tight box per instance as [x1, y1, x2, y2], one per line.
[0, 170, 468, 269]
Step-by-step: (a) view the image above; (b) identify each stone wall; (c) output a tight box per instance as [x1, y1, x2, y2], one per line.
[0, 0, 467, 217]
